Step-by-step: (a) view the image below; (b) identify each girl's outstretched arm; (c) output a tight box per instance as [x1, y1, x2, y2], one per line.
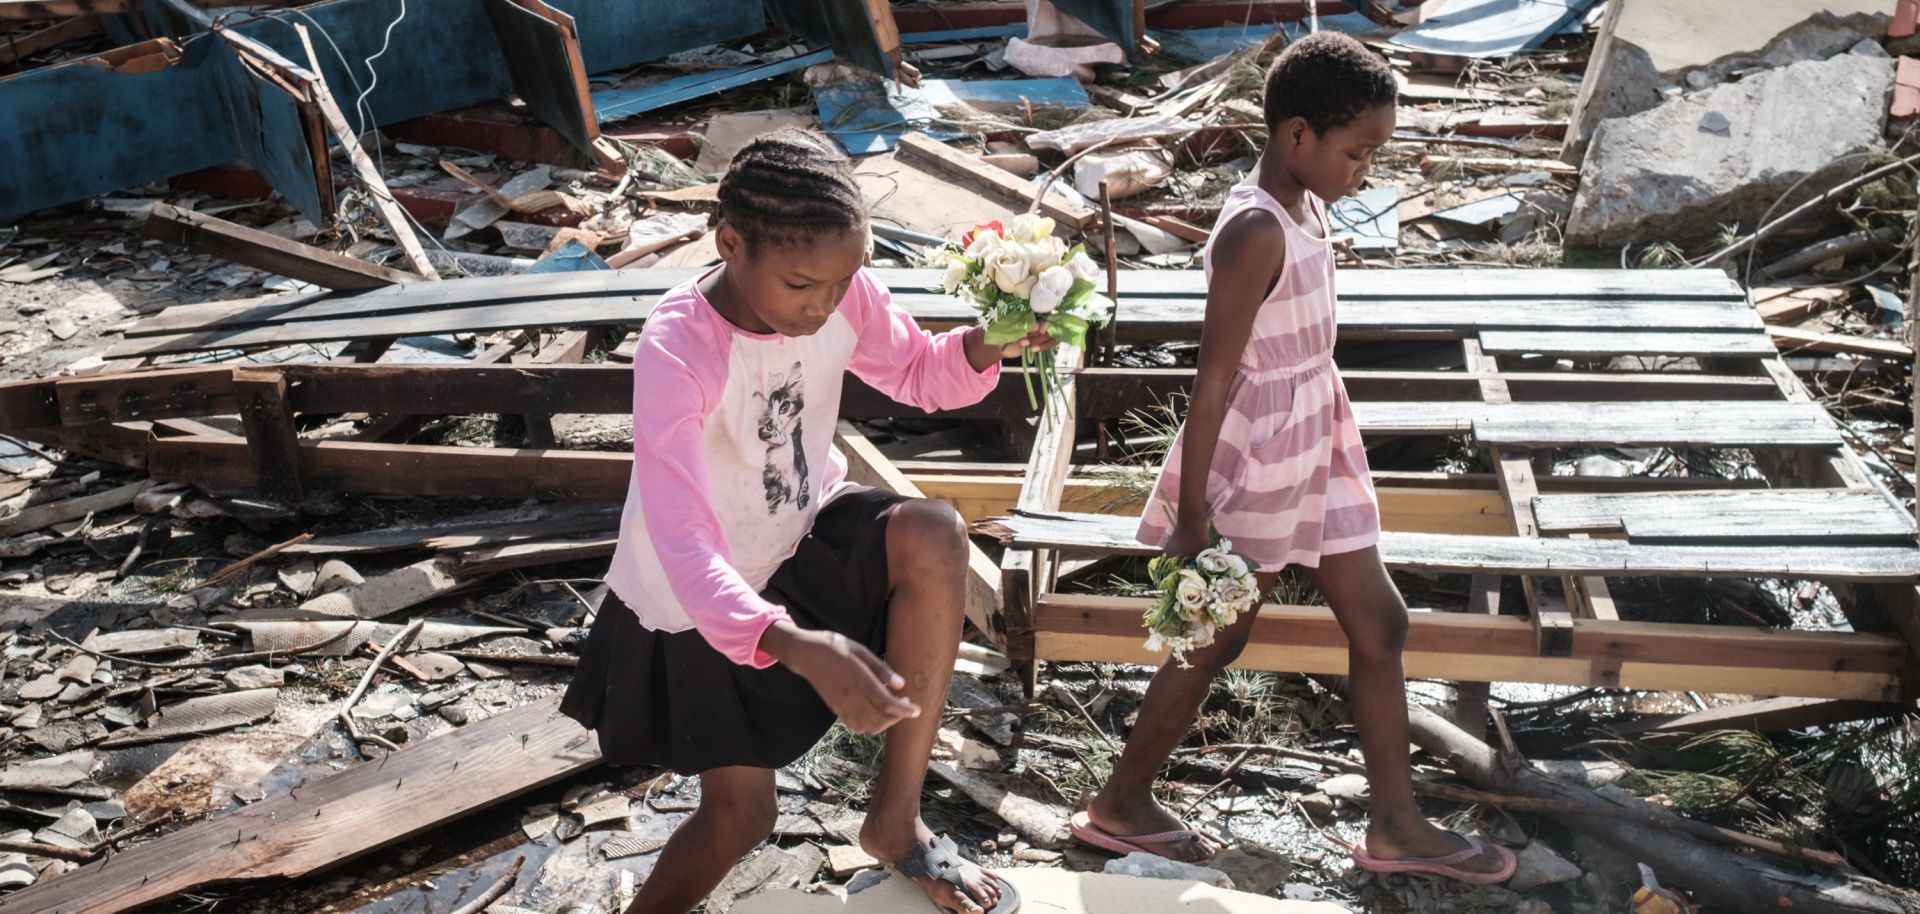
[1167, 210, 1287, 557]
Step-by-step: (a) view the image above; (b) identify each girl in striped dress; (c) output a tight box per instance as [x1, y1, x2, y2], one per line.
[1070, 33, 1516, 884]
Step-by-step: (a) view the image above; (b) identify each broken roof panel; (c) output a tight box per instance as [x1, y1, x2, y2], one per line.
[1388, 0, 1598, 59]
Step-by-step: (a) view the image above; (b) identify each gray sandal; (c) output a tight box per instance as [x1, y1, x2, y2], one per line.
[895, 834, 1021, 914]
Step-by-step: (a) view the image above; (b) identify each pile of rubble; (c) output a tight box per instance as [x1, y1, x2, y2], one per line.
[1, 0, 1919, 913]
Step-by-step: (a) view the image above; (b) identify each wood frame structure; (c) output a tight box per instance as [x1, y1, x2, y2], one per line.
[2, 267, 1916, 705]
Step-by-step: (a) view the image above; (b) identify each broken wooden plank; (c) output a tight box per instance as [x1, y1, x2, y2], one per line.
[454, 536, 617, 577]
[1355, 401, 1843, 449]
[0, 13, 97, 66]
[0, 480, 150, 538]
[897, 133, 1098, 229]
[143, 204, 415, 291]
[0, 696, 597, 914]
[148, 436, 631, 500]
[1621, 697, 1909, 736]
[1751, 286, 1846, 325]
[986, 511, 1920, 582]
[1768, 325, 1915, 361]
[25, 363, 1791, 435]
[232, 368, 305, 505]
[294, 24, 436, 280]
[1476, 329, 1778, 357]
[1033, 594, 1908, 703]
[1532, 490, 1919, 543]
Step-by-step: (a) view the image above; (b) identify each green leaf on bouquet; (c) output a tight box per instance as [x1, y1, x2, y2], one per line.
[983, 307, 1037, 346]
[1044, 312, 1089, 349]
[1148, 554, 1179, 583]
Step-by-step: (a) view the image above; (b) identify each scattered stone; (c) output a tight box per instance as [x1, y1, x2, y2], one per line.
[45, 315, 79, 341]
[1295, 791, 1336, 821]
[418, 682, 475, 711]
[349, 684, 416, 720]
[1013, 847, 1062, 863]
[828, 844, 881, 877]
[276, 560, 318, 596]
[1209, 846, 1293, 896]
[438, 701, 479, 725]
[1510, 841, 1583, 891]
[9, 705, 41, 730]
[1320, 773, 1370, 805]
[1514, 900, 1554, 914]
[1568, 47, 1895, 244]
[223, 665, 285, 691]
[1102, 852, 1234, 890]
[773, 814, 823, 838]
[408, 652, 464, 681]
[465, 660, 509, 680]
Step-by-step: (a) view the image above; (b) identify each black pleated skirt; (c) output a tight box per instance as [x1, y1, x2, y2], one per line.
[560, 487, 905, 775]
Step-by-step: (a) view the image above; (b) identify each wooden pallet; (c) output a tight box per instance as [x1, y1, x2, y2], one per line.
[5, 266, 1917, 701]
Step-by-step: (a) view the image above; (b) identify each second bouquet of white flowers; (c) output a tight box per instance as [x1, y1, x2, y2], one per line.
[1140, 531, 1261, 668]
[933, 214, 1115, 425]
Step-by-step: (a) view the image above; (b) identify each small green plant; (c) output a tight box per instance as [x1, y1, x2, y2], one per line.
[1634, 241, 1687, 269]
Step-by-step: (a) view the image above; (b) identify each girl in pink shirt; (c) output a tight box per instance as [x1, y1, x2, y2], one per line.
[562, 129, 1043, 914]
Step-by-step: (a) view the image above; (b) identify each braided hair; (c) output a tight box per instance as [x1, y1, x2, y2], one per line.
[714, 127, 868, 251]
[1262, 32, 1398, 135]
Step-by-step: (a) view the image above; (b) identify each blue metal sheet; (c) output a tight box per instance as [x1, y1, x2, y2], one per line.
[1328, 184, 1398, 251]
[815, 77, 1086, 154]
[229, 0, 762, 130]
[0, 38, 262, 222]
[1387, 0, 1597, 59]
[594, 49, 833, 125]
[213, 44, 333, 222]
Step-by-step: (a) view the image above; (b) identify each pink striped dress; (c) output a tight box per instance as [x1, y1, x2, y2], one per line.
[1136, 183, 1380, 571]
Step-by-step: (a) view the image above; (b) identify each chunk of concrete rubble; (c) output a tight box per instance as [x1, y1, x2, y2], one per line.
[1567, 0, 1892, 158]
[1510, 841, 1584, 891]
[1103, 852, 1235, 890]
[1210, 846, 1294, 896]
[1567, 45, 1895, 245]
[1320, 773, 1370, 805]
[223, 665, 285, 690]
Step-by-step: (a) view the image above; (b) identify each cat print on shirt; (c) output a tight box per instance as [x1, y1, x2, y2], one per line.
[755, 361, 810, 514]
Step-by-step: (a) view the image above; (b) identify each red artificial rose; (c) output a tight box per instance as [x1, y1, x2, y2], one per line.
[960, 220, 1004, 249]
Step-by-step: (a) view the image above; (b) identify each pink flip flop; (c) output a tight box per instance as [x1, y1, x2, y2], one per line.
[1069, 810, 1215, 861]
[1351, 835, 1517, 885]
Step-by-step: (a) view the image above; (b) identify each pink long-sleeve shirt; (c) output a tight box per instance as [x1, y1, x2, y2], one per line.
[604, 266, 1000, 668]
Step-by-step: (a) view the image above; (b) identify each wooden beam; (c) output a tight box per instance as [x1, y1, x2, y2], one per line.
[999, 343, 1085, 692]
[0, 696, 598, 914]
[1769, 325, 1915, 361]
[836, 422, 1005, 650]
[1034, 594, 1910, 703]
[293, 24, 437, 280]
[148, 436, 631, 500]
[897, 132, 1098, 230]
[231, 368, 305, 505]
[985, 511, 1920, 582]
[143, 204, 415, 292]
[910, 471, 1513, 534]
[1618, 696, 1912, 736]
[0, 479, 150, 537]
[0, 13, 97, 66]
[1468, 338, 1576, 655]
